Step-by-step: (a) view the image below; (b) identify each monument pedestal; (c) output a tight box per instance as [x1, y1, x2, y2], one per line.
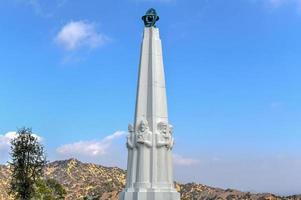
[120, 190, 180, 200]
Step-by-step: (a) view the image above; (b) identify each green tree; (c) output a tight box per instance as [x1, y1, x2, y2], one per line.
[33, 179, 66, 200]
[9, 127, 47, 200]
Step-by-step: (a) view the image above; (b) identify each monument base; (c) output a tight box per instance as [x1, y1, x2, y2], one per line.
[119, 189, 180, 200]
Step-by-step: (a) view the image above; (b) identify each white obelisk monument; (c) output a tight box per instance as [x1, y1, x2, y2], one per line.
[119, 8, 181, 200]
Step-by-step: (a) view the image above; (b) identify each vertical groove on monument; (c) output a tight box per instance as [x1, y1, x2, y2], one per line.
[119, 8, 181, 200]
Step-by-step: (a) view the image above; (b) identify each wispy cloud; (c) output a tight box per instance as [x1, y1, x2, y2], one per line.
[267, 0, 287, 7]
[55, 21, 109, 51]
[26, 0, 44, 16]
[19, 0, 68, 17]
[270, 101, 284, 109]
[136, 0, 175, 2]
[259, 0, 301, 11]
[173, 154, 200, 166]
[56, 131, 127, 157]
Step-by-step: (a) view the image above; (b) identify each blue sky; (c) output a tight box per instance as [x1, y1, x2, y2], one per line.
[0, 0, 301, 195]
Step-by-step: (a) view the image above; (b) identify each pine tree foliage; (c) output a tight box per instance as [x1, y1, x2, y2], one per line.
[9, 127, 47, 200]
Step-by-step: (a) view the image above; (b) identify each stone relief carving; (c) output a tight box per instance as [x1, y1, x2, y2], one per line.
[136, 120, 152, 148]
[168, 124, 174, 149]
[157, 122, 174, 149]
[126, 124, 135, 149]
[128, 123, 134, 133]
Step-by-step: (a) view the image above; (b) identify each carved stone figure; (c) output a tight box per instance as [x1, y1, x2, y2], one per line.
[157, 122, 174, 150]
[125, 123, 135, 188]
[128, 123, 134, 133]
[126, 124, 134, 149]
[167, 124, 174, 150]
[166, 124, 174, 184]
[157, 122, 169, 148]
[134, 120, 152, 187]
[136, 120, 152, 148]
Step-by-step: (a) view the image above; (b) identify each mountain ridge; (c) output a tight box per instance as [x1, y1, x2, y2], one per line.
[0, 159, 300, 200]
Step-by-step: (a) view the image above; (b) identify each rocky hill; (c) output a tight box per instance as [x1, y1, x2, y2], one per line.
[0, 159, 300, 200]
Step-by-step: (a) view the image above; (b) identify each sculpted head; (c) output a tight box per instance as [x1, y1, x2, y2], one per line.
[158, 122, 168, 135]
[139, 120, 148, 132]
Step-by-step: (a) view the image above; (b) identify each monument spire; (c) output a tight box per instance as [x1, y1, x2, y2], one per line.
[119, 9, 180, 200]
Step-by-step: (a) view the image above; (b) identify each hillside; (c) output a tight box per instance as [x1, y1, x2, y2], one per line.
[0, 159, 300, 200]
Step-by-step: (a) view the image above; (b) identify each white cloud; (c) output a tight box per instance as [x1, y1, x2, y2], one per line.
[173, 154, 200, 166]
[0, 132, 17, 150]
[103, 131, 126, 141]
[56, 131, 127, 157]
[55, 21, 109, 51]
[0, 131, 42, 150]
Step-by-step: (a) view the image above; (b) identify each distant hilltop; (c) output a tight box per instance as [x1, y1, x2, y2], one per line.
[0, 159, 300, 200]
